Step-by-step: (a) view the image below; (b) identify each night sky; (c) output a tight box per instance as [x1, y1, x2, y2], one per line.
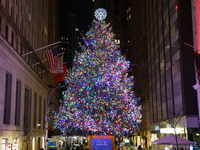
[70, 0, 93, 31]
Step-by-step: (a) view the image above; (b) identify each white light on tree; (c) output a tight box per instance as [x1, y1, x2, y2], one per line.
[94, 8, 107, 21]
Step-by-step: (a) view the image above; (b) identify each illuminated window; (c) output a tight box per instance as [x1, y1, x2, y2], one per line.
[171, 24, 176, 37]
[2, 138, 8, 150]
[13, 139, 18, 150]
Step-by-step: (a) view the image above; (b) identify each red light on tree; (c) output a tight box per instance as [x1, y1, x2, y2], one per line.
[175, 5, 178, 10]
[175, 0, 178, 10]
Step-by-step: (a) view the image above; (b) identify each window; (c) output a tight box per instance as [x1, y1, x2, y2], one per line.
[20, 43, 23, 55]
[13, 138, 18, 150]
[10, 7, 13, 18]
[33, 92, 37, 128]
[43, 99, 46, 129]
[171, 24, 176, 38]
[16, 15, 18, 26]
[24, 88, 31, 129]
[165, 16, 169, 29]
[38, 96, 42, 127]
[5, 25, 9, 40]
[15, 80, 21, 126]
[6, 0, 9, 10]
[0, 15, 1, 33]
[2, 138, 8, 150]
[4, 72, 12, 124]
[11, 31, 14, 46]
[16, 37, 18, 51]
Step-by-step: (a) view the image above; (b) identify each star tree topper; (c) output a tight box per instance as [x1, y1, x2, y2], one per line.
[94, 8, 107, 21]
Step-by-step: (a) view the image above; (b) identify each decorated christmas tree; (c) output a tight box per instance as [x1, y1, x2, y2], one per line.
[54, 8, 142, 136]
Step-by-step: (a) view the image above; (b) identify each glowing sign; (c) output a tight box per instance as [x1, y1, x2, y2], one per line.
[160, 128, 184, 134]
[89, 136, 115, 150]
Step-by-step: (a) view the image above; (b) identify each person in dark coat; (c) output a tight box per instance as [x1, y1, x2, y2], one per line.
[138, 145, 142, 149]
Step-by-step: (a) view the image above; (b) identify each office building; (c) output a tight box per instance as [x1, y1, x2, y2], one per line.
[146, 0, 199, 145]
[59, 0, 77, 69]
[0, 0, 61, 149]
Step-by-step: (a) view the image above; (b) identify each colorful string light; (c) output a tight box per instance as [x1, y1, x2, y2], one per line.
[53, 19, 142, 136]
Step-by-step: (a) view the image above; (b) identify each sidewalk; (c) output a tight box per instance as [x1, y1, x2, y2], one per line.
[117, 146, 147, 150]
[118, 146, 151, 150]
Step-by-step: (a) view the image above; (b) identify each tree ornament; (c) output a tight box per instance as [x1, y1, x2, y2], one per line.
[94, 8, 107, 21]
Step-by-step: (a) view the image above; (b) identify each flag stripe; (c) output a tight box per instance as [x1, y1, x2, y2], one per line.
[45, 46, 59, 73]
[45, 51, 54, 70]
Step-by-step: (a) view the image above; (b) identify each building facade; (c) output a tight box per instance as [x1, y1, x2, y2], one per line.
[146, 0, 199, 146]
[0, 0, 61, 149]
[59, 0, 77, 69]
[127, 1, 150, 148]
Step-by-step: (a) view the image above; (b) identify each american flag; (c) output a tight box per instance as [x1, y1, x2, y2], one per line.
[194, 51, 200, 84]
[45, 46, 58, 73]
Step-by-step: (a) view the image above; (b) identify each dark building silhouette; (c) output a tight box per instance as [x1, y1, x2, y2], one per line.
[59, 0, 77, 69]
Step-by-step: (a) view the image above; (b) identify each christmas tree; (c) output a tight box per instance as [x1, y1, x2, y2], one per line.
[54, 8, 142, 136]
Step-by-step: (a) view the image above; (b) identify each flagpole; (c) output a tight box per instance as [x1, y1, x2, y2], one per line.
[37, 61, 67, 75]
[184, 42, 200, 52]
[31, 52, 65, 67]
[22, 41, 61, 56]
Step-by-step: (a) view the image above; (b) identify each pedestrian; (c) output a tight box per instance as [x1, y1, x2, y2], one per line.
[138, 145, 142, 149]
[80, 144, 84, 150]
[40, 148, 44, 150]
[76, 146, 80, 150]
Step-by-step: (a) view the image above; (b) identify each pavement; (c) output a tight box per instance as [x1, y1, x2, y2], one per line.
[117, 146, 150, 150]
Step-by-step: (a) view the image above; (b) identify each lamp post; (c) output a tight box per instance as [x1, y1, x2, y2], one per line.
[45, 85, 65, 150]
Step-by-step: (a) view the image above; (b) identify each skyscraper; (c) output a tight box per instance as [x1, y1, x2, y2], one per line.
[146, 0, 198, 143]
[59, 0, 77, 69]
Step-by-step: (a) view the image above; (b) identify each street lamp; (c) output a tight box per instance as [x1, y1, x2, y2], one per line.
[45, 85, 65, 150]
[38, 123, 45, 127]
